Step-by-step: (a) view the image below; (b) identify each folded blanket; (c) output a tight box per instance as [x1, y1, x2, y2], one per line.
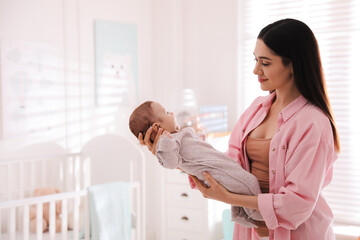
[88, 181, 131, 240]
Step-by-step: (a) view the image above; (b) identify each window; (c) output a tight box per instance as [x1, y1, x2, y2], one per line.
[237, 0, 360, 226]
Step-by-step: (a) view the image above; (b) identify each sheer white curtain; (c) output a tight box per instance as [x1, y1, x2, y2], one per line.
[237, 0, 360, 226]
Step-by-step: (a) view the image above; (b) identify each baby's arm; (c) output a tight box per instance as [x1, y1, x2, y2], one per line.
[156, 135, 182, 169]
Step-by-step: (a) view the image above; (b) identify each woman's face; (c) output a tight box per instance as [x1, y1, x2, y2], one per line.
[253, 39, 294, 92]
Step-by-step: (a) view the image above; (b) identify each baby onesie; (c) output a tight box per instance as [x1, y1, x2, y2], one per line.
[156, 127, 263, 227]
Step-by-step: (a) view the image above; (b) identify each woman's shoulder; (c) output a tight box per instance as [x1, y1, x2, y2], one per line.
[290, 102, 333, 141]
[282, 95, 330, 127]
[297, 102, 330, 125]
[284, 103, 336, 155]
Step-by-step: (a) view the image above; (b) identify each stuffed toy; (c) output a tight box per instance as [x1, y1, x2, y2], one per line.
[29, 187, 62, 233]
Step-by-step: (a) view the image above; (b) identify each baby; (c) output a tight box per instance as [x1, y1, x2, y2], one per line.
[129, 101, 263, 227]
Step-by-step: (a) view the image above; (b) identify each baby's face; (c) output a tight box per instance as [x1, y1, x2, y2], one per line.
[151, 102, 180, 133]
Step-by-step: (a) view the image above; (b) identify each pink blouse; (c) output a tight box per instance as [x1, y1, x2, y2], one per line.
[227, 92, 337, 240]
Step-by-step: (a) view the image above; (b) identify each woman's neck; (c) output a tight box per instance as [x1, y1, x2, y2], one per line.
[274, 88, 300, 109]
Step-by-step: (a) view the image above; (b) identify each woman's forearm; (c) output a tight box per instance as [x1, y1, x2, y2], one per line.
[225, 192, 260, 211]
[190, 173, 261, 210]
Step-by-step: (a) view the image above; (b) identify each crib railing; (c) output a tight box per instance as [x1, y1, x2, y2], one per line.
[0, 153, 144, 240]
[0, 153, 90, 240]
[0, 183, 143, 240]
[0, 190, 89, 240]
[0, 153, 90, 202]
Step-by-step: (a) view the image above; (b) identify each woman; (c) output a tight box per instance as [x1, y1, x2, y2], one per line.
[139, 19, 339, 240]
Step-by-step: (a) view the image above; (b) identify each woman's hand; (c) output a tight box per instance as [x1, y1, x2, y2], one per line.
[190, 172, 260, 210]
[189, 172, 230, 203]
[138, 127, 164, 155]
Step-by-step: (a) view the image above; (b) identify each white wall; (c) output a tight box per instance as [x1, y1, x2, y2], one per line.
[0, 0, 65, 151]
[0, 0, 238, 238]
[0, 0, 155, 150]
[152, 0, 239, 128]
[0, 0, 162, 238]
[183, 0, 239, 128]
[152, 1, 238, 239]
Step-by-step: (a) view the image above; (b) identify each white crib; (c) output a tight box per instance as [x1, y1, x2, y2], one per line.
[0, 135, 146, 240]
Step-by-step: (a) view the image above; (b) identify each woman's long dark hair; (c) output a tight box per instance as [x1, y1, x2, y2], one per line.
[258, 19, 340, 152]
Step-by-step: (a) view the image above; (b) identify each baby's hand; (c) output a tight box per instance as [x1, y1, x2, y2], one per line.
[162, 131, 173, 139]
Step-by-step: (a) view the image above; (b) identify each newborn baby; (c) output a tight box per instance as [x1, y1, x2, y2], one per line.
[129, 101, 263, 227]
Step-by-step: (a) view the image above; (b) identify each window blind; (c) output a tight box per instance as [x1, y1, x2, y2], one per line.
[237, 0, 360, 226]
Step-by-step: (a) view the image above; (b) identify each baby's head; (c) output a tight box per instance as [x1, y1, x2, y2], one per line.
[129, 101, 179, 142]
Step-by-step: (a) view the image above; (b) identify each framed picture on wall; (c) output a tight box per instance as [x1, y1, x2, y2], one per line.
[94, 20, 138, 107]
[0, 40, 65, 141]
